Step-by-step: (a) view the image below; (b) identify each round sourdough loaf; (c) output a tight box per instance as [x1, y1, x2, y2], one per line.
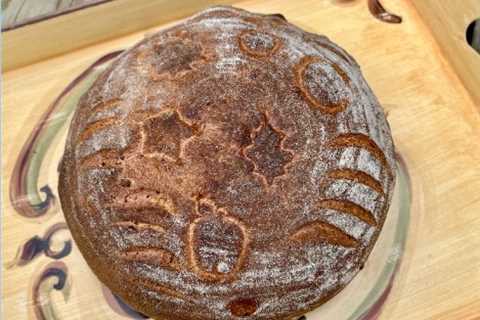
[59, 6, 396, 320]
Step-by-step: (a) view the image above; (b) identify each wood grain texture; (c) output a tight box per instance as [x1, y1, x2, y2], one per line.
[412, 0, 480, 108]
[1, 0, 105, 30]
[2, 0, 236, 71]
[2, 0, 480, 319]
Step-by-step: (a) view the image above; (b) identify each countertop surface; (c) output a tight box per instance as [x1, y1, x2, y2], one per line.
[2, 0, 480, 319]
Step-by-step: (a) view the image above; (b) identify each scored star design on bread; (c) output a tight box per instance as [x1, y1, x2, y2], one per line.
[142, 109, 195, 161]
[244, 113, 293, 185]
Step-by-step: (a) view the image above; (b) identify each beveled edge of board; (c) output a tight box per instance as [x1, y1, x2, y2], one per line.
[411, 0, 480, 108]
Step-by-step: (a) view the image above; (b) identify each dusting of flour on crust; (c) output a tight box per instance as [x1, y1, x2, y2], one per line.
[60, 5, 396, 320]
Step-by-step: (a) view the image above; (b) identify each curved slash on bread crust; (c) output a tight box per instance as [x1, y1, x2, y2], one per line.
[110, 190, 176, 215]
[290, 220, 358, 247]
[317, 199, 377, 226]
[77, 117, 120, 143]
[140, 278, 189, 302]
[90, 98, 122, 113]
[78, 149, 122, 169]
[113, 221, 166, 233]
[119, 247, 178, 270]
[326, 168, 384, 195]
[327, 133, 393, 179]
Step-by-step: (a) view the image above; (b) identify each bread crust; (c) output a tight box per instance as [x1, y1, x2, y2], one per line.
[59, 6, 395, 320]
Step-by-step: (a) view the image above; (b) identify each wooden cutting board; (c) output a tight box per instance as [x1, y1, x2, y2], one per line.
[3, 0, 480, 319]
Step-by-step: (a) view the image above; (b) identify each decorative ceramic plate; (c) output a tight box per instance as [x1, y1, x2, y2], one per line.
[6, 51, 411, 320]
